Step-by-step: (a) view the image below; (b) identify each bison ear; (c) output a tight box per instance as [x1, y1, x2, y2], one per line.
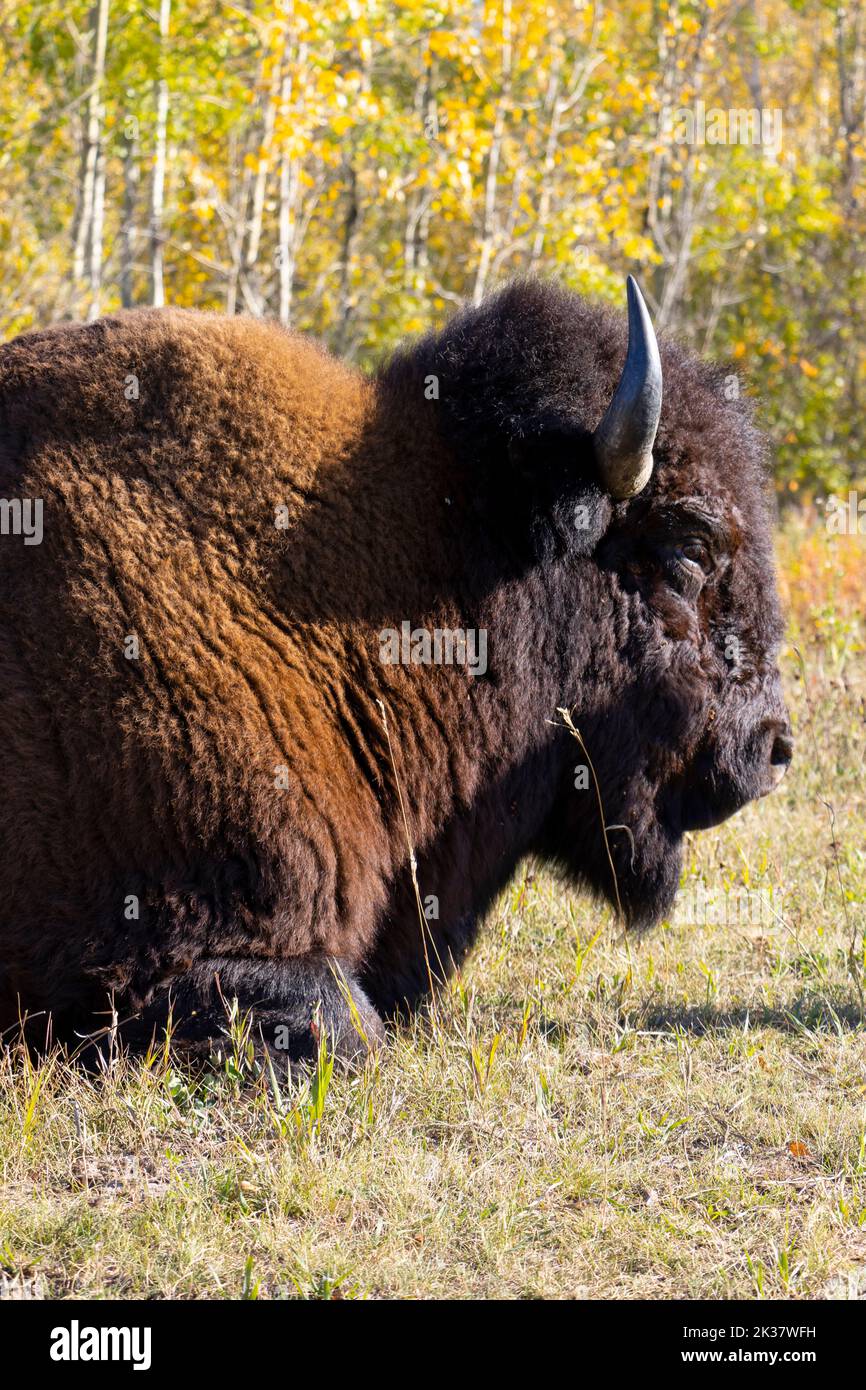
[504, 433, 613, 557]
[593, 276, 662, 500]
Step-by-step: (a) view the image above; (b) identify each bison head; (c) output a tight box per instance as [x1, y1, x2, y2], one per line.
[544, 277, 791, 927]
[387, 276, 792, 932]
[574, 279, 792, 927]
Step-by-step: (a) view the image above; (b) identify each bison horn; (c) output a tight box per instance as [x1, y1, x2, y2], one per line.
[593, 275, 662, 500]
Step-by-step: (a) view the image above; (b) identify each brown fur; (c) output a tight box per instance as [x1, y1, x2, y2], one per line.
[0, 285, 790, 1054]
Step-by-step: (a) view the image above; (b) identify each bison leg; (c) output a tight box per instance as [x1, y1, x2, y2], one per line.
[122, 955, 385, 1064]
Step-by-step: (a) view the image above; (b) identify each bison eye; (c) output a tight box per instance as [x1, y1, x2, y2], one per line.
[676, 536, 712, 573]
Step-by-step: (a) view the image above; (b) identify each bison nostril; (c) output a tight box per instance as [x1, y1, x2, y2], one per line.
[771, 733, 793, 766]
[768, 732, 793, 786]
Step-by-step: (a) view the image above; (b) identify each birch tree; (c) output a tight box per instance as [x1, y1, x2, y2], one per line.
[71, 0, 110, 317]
[150, 0, 170, 307]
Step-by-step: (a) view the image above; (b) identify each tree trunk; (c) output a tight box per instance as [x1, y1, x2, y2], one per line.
[277, 62, 298, 326]
[333, 163, 359, 357]
[119, 116, 140, 308]
[242, 52, 282, 316]
[87, 143, 106, 321]
[472, 0, 512, 306]
[71, 0, 110, 311]
[150, 0, 171, 308]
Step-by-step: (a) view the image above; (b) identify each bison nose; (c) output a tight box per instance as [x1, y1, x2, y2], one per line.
[767, 730, 793, 789]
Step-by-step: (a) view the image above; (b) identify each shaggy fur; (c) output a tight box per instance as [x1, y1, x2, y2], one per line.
[0, 282, 790, 1055]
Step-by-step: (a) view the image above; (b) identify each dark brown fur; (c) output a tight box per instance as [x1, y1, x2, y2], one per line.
[0, 283, 789, 1055]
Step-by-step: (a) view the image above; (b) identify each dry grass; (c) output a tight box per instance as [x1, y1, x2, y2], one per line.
[1, 518, 865, 1301]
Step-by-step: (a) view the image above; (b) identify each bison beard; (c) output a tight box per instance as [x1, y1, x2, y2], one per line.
[0, 280, 790, 1058]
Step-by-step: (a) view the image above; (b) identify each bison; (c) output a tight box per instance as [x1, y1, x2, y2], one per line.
[0, 277, 792, 1058]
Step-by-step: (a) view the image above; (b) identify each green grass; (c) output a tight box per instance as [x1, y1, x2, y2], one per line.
[2, 554, 865, 1299]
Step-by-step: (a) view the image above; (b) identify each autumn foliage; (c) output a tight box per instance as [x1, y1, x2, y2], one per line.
[1, 0, 864, 492]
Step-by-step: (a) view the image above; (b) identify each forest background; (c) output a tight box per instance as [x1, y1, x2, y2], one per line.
[2, 0, 864, 496]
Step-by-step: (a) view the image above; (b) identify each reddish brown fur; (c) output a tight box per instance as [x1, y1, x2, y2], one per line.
[0, 286, 790, 1054]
